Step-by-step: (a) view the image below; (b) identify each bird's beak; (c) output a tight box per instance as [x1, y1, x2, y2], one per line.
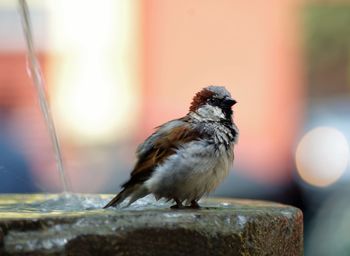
[224, 97, 237, 107]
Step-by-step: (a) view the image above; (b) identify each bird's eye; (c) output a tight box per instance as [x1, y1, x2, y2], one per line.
[208, 97, 220, 105]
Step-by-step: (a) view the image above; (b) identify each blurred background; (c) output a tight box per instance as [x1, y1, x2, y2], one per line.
[1, 0, 350, 254]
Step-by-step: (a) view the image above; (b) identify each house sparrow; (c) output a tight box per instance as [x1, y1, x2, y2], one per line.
[104, 85, 238, 209]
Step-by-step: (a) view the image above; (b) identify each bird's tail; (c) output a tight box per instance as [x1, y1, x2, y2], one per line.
[103, 188, 131, 208]
[103, 185, 149, 209]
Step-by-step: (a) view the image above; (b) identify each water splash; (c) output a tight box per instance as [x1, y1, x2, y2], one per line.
[0, 193, 244, 215]
[0, 194, 171, 214]
[18, 0, 70, 192]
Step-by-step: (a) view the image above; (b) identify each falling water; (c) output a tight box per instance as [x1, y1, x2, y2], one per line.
[18, 0, 70, 192]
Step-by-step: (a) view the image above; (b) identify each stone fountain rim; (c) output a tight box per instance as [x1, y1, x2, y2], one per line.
[0, 194, 303, 255]
[0, 193, 301, 220]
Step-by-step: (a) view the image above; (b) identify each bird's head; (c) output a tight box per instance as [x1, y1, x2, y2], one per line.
[189, 86, 236, 122]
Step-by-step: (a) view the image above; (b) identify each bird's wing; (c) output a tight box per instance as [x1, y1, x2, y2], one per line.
[135, 119, 185, 158]
[122, 118, 201, 188]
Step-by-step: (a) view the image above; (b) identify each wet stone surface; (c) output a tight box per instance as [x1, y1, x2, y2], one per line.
[0, 194, 303, 256]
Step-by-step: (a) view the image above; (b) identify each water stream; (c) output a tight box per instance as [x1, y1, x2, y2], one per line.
[15, 1, 163, 213]
[18, 0, 70, 192]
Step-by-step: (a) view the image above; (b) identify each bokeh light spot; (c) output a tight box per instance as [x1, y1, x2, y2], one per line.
[295, 127, 350, 187]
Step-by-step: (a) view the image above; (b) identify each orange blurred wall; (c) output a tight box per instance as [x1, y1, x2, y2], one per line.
[141, 0, 303, 183]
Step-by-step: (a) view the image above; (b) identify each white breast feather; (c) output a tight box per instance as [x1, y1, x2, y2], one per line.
[145, 140, 234, 203]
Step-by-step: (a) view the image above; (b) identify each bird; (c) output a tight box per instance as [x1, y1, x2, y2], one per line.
[104, 85, 238, 209]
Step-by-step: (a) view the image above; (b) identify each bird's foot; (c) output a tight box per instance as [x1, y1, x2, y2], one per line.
[189, 200, 201, 209]
[170, 198, 185, 209]
[170, 200, 201, 209]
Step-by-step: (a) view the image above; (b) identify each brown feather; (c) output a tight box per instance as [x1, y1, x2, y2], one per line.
[122, 124, 202, 189]
[189, 88, 215, 112]
[103, 188, 127, 208]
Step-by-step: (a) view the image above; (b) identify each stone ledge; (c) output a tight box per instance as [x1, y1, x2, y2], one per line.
[0, 195, 303, 256]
